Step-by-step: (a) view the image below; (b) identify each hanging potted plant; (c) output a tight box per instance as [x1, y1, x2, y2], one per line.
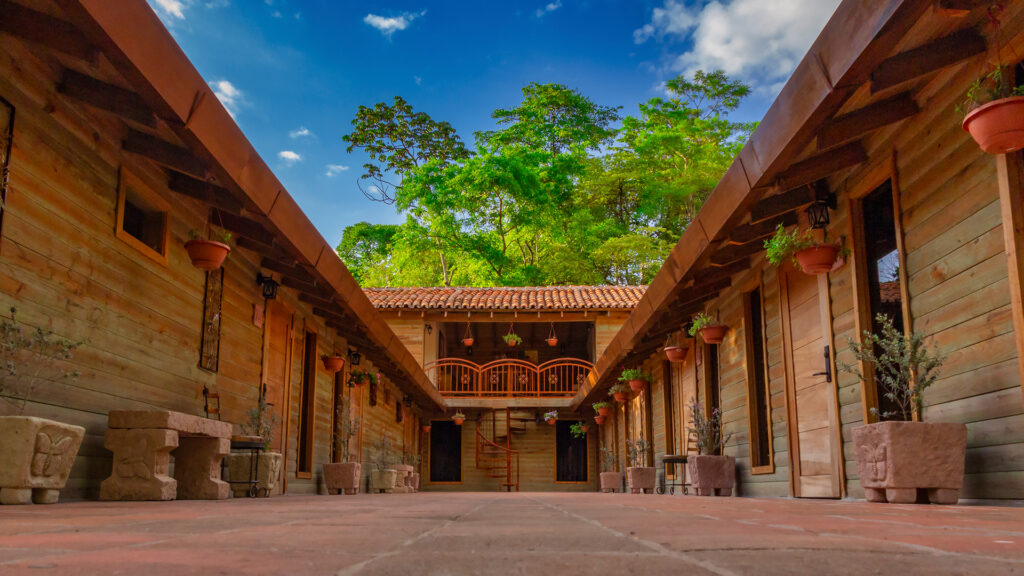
[461, 324, 474, 347]
[323, 398, 361, 495]
[764, 224, 840, 276]
[618, 368, 650, 393]
[570, 421, 588, 438]
[421, 423, 432, 433]
[545, 323, 559, 347]
[592, 401, 612, 418]
[543, 410, 558, 425]
[185, 228, 232, 271]
[686, 397, 735, 497]
[451, 411, 466, 426]
[321, 353, 345, 373]
[688, 312, 728, 344]
[839, 314, 966, 504]
[503, 332, 523, 348]
[608, 383, 630, 403]
[594, 414, 606, 426]
[663, 335, 688, 363]
[958, 10, 1024, 156]
[626, 438, 655, 494]
[599, 445, 622, 493]
[348, 369, 376, 388]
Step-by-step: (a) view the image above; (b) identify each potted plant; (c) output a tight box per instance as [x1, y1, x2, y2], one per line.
[546, 323, 558, 347]
[503, 333, 523, 347]
[228, 395, 284, 498]
[593, 414, 606, 426]
[543, 410, 558, 425]
[0, 308, 85, 505]
[960, 63, 1024, 154]
[840, 314, 965, 504]
[688, 312, 727, 344]
[321, 353, 345, 373]
[421, 423, 432, 433]
[663, 341, 688, 363]
[686, 397, 735, 496]
[608, 383, 630, 403]
[599, 444, 622, 493]
[569, 421, 588, 438]
[348, 369, 376, 388]
[323, 397, 361, 495]
[461, 324, 474, 347]
[184, 229, 232, 271]
[764, 224, 840, 275]
[625, 438, 655, 494]
[451, 411, 466, 426]
[592, 401, 612, 418]
[369, 436, 398, 493]
[618, 368, 650, 393]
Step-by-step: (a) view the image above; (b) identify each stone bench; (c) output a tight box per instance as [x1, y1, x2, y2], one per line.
[100, 410, 232, 501]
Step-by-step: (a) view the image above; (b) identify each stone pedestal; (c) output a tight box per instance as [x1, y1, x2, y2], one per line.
[852, 421, 967, 504]
[0, 416, 85, 505]
[100, 428, 178, 501]
[393, 465, 413, 494]
[323, 462, 361, 495]
[688, 455, 735, 496]
[627, 467, 656, 494]
[228, 451, 283, 498]
[409, 472, 420, 492]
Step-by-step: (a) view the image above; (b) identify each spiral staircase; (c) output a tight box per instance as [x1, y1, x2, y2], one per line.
[474, 409, 531, 492]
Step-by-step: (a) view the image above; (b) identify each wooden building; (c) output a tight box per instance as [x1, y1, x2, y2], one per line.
[0, 0, 443, 499]
[578, 0, 1024, 502]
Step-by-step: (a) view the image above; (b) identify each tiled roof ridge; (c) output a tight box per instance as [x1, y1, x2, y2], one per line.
[364, 285, 646, 310]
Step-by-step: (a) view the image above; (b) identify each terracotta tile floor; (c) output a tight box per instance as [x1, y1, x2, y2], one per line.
[0, 492, 1022, 575]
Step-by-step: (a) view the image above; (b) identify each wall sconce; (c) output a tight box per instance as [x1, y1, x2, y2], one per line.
[426, 324, 433, 335]
[806, 188, 837, 230]
[256, 273, 279, 300]
[348, 348, 361, 366]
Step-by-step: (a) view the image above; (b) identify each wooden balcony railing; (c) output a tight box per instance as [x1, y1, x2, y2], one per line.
[423, 358, 595, 398]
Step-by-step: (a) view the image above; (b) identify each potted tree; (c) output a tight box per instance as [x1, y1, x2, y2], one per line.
[184, 229, 232, 271]
[0, 308, 85, 505]
[228, 395, 284, 498]
[626, 438, 655, 494]
[686, 397, 735, 496]
[619, 368, 650, 393]
[599, 444, 622, 493]
[592, 401, 612, 418]
[840, 314, 965, 504]
[451, 411, 466, 426]
[369, 436, 398, 493]
[960, 63, 1024, 154]
[323, 397, 361, 495]
[321, 353, 345, 373]
[543, 410, 558, 425]
[569, 421, 588, 438]
[764, 224, 839, 276]
[608, 383, 630, 404]
[688, 312, 728, 344]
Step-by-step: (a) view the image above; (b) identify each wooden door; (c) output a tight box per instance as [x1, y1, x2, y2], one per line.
[263, 301, 293, 456]
[780, 269, 841, 498]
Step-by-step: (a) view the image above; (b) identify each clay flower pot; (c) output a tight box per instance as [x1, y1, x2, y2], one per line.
[323, 461, 361, 495]
[594, 415, 606, 425]
[370, 469, 398, 493]
[688, 454, 736, 496]
[452, 417, 465, 426]
[612, 392, 628, 403]
[545, 418, 556, 426]
[626, 466, 656, 494]
[321, 355, 345, 373]
[599, 471, 622, 493]
[422, 425, 432, 433]
[227, 451, 283, 498]
[794, 245, 839, 275]
[628, 379, 646, 392]
[546, 337, 558, 347]
[597, 406, 611, 417]
[0, 416, 85, 505]
[663, 346, 687, 363]
[184, 239, 231, 271]
[699, 325, 728, 344]
[462, 338, 474, 347]
[962, 95, 1024, 154]
[852, 421, 967, 504]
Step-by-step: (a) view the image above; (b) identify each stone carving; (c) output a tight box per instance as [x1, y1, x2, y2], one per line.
[0, 417, 85, 505]
[32, 429, 75, 478]
[229, 451, 283, 498]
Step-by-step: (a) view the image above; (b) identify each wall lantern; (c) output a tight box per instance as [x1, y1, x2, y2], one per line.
[348, 348, 361, 366]
[806, 188, 837, 230]
[426, 324, 433, 335]
[256, 273, 279, 300]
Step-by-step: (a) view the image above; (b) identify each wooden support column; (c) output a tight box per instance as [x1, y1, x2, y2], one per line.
[995, 152, 1024, 407]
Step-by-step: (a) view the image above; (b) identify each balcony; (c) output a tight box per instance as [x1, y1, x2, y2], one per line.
[424, 358, 596, 408]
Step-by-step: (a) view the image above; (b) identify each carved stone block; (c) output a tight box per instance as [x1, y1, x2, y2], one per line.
[100, 428, 178, 501]
[0, 416, 85, 505]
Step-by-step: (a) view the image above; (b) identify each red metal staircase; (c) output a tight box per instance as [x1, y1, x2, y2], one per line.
[474, 408, 524, 492]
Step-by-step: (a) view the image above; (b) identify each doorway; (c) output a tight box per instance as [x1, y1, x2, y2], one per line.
[555, 420, 588, 482]
[429, 420, 462, 483]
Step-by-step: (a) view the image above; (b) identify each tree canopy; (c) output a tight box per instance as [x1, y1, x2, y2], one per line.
[338, 71, 753, 287]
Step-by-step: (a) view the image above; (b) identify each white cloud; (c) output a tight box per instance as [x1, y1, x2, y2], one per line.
[325, 164, 349, 177]
[289, 126, 313, 139]
[364, 11, 426, 38]
[210, 79, 244, 118]
[152, 0, 188, 19]
[278, 150, 302, 165]
[635, 0, 841, 90]
[414, 75, 423, 86]
[535, 0, 562, 18]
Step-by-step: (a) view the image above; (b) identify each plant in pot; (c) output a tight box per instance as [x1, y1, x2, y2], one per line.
[618, 367, 650, 393]
[421, 423, 432, 433]
[185, 228, 232, 271]
[545, 323, 558, 347]
[323, 397, 361, 495]
[321, 353, 345, 373]
[608, 383, 630, 404]
[543, 410, 558, 425]
[688, 312, 727, 344]
[570, 421, 588, 438]
[686, 397, 735, 496]
[593, 401, 612, 418]
[764, 224, 841, 276]
[663, 335, 688, 363]
[369, 436, 398, 493]
[229, 394, 284, 498]
[625, 437, 655, 494]
[348, 368, 377, 388]
[461, 324, 474, 347]
[451, 411, 466, 426]
[503, 332, 523, 348]
[960, 61, 1024, 154]
[599, 444, 622, 493]
[0, 308, 86, 505]
[839, 314, 964, 504]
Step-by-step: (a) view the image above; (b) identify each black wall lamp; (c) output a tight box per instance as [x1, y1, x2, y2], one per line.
[256, 273, 279, 300]
[806, 186, 837, 229]
[348, 348, 362, 366]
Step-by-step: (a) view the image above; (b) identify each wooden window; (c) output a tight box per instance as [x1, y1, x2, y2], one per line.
[0, 96, 13, 246]
[429, 420, 462, 483]
[115, 167, 169, 265]
[661, 360, 675, 458]
[297, 330, 317, 477]
[198, 269, 224, 372]
[744, 288, 773, 472]
[702, 343, 722, 455]
[555, 420, 588, 482]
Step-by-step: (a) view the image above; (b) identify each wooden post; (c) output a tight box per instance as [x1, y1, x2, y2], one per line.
[995, 152, 1024, 407]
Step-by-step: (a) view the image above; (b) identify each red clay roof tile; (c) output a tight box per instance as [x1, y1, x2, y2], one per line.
[363, 286, 646, 311]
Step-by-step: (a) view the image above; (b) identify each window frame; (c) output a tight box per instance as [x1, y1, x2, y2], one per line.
[743, 287, 774, 474]
[114, 166, 170, 266]
[296, 330, 317, 478]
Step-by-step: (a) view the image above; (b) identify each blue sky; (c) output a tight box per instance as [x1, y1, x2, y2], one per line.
[148, 0, 840, 248]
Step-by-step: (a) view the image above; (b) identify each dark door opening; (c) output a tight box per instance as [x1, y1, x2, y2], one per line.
[429, 420, 462, 482]
[555, 420, 588, 482]
[862, 181, 902, 419]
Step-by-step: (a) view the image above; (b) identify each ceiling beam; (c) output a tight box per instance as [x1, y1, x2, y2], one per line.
[728, 212, 799, 245]
[122, 129, 206, 179]
[0, 1, 96, 62]
[235, 235, 286, 260]
[817, 93, 920, 150]
[167, 171, 242, 213]
[750, 180, 830, 223]
[935, 0, 985, 17]
[57, 69, 155, 127]
[710, 240, 766, 267]
[776, 142, 866, 191]
[210, 208, 275, 246]
[871, 27, 986, 93]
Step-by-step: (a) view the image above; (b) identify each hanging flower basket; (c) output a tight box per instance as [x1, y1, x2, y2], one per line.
[663, 346, 687, 363]
[609, 384, 630, 403]
[462, 338, 475, 347]
[184, 239, 230, 271]
[452, 412, 466, 426]
[593, 402, 611, 417]
[503, 332, 522, 347]
[594, 414, 606, 425]
[422, 424, 431, 433]
[544, 410, 558, 425]
[321, 354, 345, 373]
[794, 245, 840, 275]
[546, 337, 558, 347]
[963, 95, 1024, 154]
[699, 325, 728, 344]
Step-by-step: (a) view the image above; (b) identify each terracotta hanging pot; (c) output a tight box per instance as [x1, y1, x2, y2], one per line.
[663, 346, 687, 363]
[594, 414, 606, 425]
[546, 417, 556, 426]
[184, 239, 230, 271]
[452, 417, 465, 426]
[699, 325, 728, 344]
[962, 96, 1024, 154]
[422, 425, 431, 433]
[613, 392, 628, 403]
[462, 338, 475, 347]
[321, 355, 345, 373]
[628, 379, 646, 392]
[794, 245, 839, 275]
[597, 406, 611, 417]
[546, 337, 559, 347]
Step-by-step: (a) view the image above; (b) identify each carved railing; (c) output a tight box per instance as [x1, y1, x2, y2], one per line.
[423, 358, 595, 398]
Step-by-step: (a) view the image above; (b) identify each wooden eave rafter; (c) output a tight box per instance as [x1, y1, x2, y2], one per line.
[750, 180, 830, 223]
[0, 0, 97, 62]
[57, 68, 156, 127]
[122, 128, 207, 179]
[870, 27, 986, 93]
[817, 92, 920, 150]
[167, 171, 242, 213]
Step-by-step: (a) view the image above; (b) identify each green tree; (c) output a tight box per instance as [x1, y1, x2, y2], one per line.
[335, 222, 399, 286]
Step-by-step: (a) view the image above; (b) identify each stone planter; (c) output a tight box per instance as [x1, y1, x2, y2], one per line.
[323, 462, 361, 495]
[409, 472, 421, 492]
[370, 469, 397, 493]
[392, 464, 413, 493]
[0, 416, 85, 505]
[626, 466, 656, 494]
[852, 421, 967, 504]
[226, 451, 282, 498]
[688, 454, 735, 496]
[599, 471, 622, 493]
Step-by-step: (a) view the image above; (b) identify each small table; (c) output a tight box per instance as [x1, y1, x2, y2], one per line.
[657, 454, 689, 495]
[228, 436, 265, 498]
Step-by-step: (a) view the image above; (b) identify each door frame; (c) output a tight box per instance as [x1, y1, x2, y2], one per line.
[262, 299, 294, 493]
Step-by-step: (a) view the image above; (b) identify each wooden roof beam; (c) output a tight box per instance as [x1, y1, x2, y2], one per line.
[750, 180, 831, 223]
[817, 93, 920, 150]
[261, 256, 303, 277]
[123, 129, 207, 179]
[0, 1, 97, 62]
[935, 0, 987, 17]
[728, 212, 799, 245]
[871, 27, 985, 93]
[210, 208, 275, 246]
[57, 69, 155, 127]
[235, 235, 289, 260]
[710, 240, 766, 267]
[167, 171, 242, 213]
[776, 141, 866, 191]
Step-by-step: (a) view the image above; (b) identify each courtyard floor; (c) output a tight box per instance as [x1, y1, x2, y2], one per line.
[0, 492, 1022, 575]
